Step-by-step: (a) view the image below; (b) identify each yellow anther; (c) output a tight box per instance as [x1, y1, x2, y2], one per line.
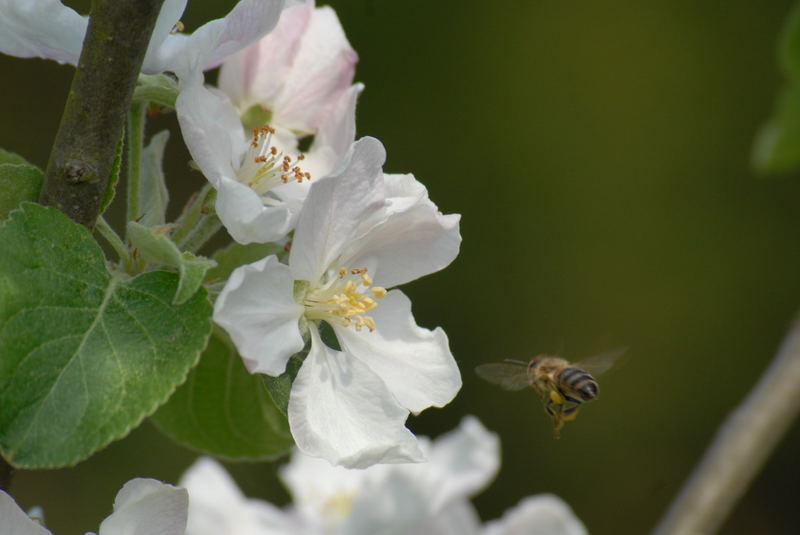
[372, 287, 387, 299]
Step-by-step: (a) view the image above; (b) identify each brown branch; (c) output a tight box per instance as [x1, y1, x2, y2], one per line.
[39, 0, 166, 227]
[652, 311, 800, 535]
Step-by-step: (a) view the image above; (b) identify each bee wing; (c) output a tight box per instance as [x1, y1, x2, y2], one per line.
[575, 346, 628, 377]
[475, 362, 530, 391]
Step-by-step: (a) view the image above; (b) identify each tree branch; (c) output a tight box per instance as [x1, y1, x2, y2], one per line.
[39, 0, 166, 227]
[652, 311, 800, 535]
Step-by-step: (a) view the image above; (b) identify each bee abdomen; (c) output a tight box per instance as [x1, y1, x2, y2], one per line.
[560, 367, 599, 401]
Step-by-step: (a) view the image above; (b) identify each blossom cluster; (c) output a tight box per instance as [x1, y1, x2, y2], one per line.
[2, 418, 586, 535]
[2, 0, 463, 468]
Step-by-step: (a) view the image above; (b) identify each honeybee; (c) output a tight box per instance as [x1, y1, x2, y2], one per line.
[475, 348, 626, 438]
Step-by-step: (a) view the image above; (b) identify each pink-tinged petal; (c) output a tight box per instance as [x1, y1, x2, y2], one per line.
[214, 255, 304, 375]
[482, 495, 588, 535]
[271, 5, 358, 132]
[98, 479, 188, 535]
[181, 457, 296, 535]
[0, 0, 86, 65]
[303, 83, 364, 179]
[218, 0, 313, 109]
[175, 80, 244, 187]
[335, 290, 461, 414]
[0, 490, 50, 535]
[216, 176, 294, 244]
[288, 325, 424, 468]
[342, 178, 462, 289]
[426, 416, 500, 508]
[289, 137, 387, 283]
[147, 0, 287, 76]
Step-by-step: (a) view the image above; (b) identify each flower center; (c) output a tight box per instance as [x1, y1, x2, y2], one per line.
[236, 125, 311, 204]
[303, 268, 387, 332]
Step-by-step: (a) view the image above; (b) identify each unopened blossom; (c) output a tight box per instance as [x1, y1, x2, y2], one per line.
[0, 0, 294, 78]
[213, 137, 462, 467]
[0, 479, 188, 535]
[175, 76, 360, 244]
[218, 0, 358, 136]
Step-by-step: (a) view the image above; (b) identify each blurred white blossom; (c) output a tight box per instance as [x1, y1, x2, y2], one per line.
[1, 479, 188, 535]
[179, 417, 587, 535]
[213, 137, 462, 467]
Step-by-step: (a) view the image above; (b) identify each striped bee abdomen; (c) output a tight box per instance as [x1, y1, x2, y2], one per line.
[559, 367, 599, 402]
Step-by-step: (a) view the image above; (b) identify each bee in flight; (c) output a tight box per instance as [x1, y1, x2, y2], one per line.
[475, 348, 626, 438]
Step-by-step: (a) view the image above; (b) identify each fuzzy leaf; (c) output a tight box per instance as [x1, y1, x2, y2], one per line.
[127, 221, 216, 305]
[138, 131, 170, 227]
[0, 203, 212, 468]
[0, 149, 32, 166]
[153, 329, 293, 459]
[0, 164, 43, 219]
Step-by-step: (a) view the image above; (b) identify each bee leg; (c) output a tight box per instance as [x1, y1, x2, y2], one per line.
[562, 403, 582, 422]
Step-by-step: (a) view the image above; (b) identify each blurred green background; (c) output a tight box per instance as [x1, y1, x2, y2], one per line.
[3, 0, 800, 533]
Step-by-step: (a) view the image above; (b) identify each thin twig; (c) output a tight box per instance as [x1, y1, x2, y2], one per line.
[39, 0, 166, 228]
[652, 311, 800, 535]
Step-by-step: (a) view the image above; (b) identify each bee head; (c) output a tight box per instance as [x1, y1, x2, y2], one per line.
[528, 358, 542, 372]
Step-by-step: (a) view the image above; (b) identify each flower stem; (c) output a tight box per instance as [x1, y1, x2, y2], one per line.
[39, 0, 166, 228]
[179, 213, 223, 254]
[172, 183, 213, 244]
[95, 216, 132, 267]
[126, 101, 146, 225]
[651, 311, 800, 535]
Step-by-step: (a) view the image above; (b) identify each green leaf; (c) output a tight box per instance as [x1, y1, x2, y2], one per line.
[752, 84, 800, 175]
[0, 203, 212, 468]
[262, 352, 306, 417]
[0, 149, 33, 166]
[138, 131, 170, 227]
[99, 133, 124, 215]
[0, 164, 43, 219]
[207, 241, 286, 282]
[152, 329, 294, 459]
[132, 74, 179, 109]
[127, 221, 216, 305]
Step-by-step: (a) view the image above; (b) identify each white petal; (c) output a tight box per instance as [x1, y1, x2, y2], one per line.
[271, 5, 358, 132]
[214, 255, 305, 375]
[303, 83, 364, 179]
[426, 416, 500, 508]
[335, 290, 461, 414]
[218, 0, 312, 110]
[0, 0, 86, 65]
[98, 479, 188, 535]
[289, 137, 387, 283]
[410, 500, 482, 535]
[175, 80, 244, 188]
[149, 0, 287, 76]
[181, 457, 294, 535]
[0, 490, 51, 535]
[216, 176, 294, 244]
[288, 325, 424, 468]
[482, 495, 588, 535]
[342, 177, 462, 288]
[142, 0, 187, 73]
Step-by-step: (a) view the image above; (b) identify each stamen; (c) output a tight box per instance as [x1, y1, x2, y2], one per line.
[236, 124, 311, 201]
[303, 267, 384, 332]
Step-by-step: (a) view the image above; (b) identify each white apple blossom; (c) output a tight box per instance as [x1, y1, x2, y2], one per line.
[0, 0, 293, 78]
[213, 136, 462, 467]
[0, 478, 188, 535]
[178, 417, 587, 535]
[218, 0, 358, 136]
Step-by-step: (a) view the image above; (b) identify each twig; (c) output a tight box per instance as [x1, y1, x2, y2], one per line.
[39, 0, 166, 228]
[651, 311, 800, 535]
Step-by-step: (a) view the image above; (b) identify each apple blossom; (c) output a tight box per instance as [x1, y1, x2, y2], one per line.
[213, 137, 462, 467]
[0, 0, 293, 78]
[0, 478, 188, 535]
[174, 75, 361, 244]
[218, 0, 358, 136]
